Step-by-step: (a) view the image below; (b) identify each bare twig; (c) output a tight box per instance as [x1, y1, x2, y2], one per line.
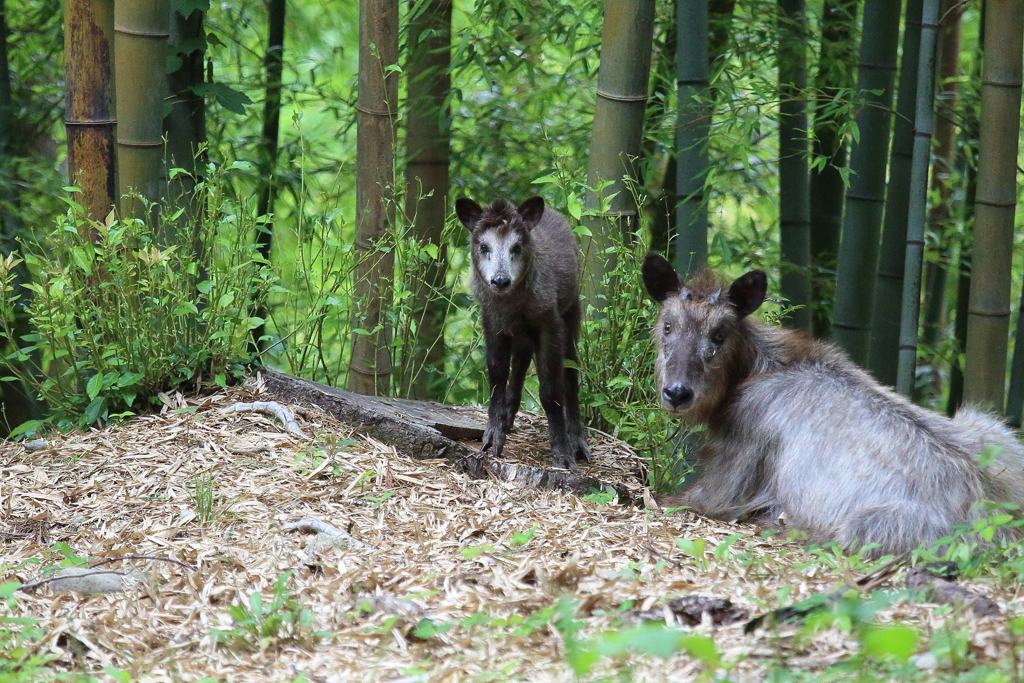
[18, 569, 132, 592]
[221, 401, 309, 439]
[88, 555, 197, 572]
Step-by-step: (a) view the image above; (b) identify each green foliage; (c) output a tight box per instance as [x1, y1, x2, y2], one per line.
[0, 579, 56, 682]
[211, 572, 318, 651]
[0, 167, 275, 433]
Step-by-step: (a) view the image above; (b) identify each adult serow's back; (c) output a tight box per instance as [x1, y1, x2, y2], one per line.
[456, 196, 590, 471]
[642, 252, 1024, 556]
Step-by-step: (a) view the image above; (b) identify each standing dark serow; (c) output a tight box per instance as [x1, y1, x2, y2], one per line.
[641, 253, 1024, 556]
[456, 196, 590, 471]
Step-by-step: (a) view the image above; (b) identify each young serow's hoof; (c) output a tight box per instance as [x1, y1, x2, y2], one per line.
[457, 195, 590, 472]
[642, 252, 1024, 556]
[480, 423, 507, 459]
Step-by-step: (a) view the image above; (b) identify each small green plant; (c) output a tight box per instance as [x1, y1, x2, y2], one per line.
[509, 526, 537, 548]
[461, 543, 496, 561]
[190, 470, 217, 524]
[211, 572, 317, 651]
[582, 486, 618, 506]
[675, 537, 710, 571]
[0, 580, 56, 680]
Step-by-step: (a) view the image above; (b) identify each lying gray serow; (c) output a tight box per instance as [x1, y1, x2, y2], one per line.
[456, 196, 590, 471]
[642, 253, 1024, 555]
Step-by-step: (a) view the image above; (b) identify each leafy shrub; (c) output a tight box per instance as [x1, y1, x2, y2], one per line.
[0, 167, 275, 434]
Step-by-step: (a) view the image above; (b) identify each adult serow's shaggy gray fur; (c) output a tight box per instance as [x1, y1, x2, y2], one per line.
[642, 252, 1024, 555]
[456, 196, 590, 471]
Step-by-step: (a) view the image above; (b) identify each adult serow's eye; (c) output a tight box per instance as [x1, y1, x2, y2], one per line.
[663, 322, 672, 335]
[510, 244, 522, 256]
[710, 328, 727, 345]
[480, 244, 490, 255]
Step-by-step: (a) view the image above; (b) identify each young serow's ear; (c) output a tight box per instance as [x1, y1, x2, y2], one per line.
[642, 253, 682, 303]
[517, 196, 545, 229]
[455, 198, 483, 231]
[728, 270, 768, 318]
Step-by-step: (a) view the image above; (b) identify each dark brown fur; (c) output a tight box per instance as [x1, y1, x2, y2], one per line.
[456, 196, 590, 471]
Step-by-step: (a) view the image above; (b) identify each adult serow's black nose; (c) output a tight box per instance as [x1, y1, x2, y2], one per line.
[491, 274, 511, 290]
[662, 383, 694, 409]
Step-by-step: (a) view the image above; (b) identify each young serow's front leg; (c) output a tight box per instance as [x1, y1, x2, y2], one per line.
[503, 340, 533, 432]
[482, 331, 513, 458]
[537, 325, 575, 471]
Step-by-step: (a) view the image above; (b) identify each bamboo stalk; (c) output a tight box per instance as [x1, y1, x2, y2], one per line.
[809, 0, 858, 338]
[673, 0, 709, 276]
[163, 5, 206, 212]
[964, 0, 1024, 410]
[252, 0, 286, 352]
[65, 0, 117, 223]
[867, 0, 922, 385]
[831, 0, 902, 364]
[581, 0, 656, 300]
[348, 0, 398, 396]
[777, 0, 810, 331]
[895, 0, 940, 396]
[115, 0, 169, 222]
[918, 0, 962, 397]
[404, 0, 451, 400]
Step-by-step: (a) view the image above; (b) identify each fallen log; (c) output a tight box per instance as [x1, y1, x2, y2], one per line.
[260, 369, 637, 504]
[261, 369, 483, 459]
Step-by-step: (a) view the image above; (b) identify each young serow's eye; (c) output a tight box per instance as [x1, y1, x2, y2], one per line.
[479, 244, 490, 255]
[510, 244, 522, 256]
[663, 322, 672, 335]
[710, 328, 727, 345]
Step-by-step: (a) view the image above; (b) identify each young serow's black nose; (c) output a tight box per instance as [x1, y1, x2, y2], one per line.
[491, 274, 511, 290]
[662, 383, 694, 409]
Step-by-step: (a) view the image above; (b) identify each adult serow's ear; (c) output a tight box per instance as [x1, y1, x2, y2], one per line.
[517, 196, 545, 229]
[728, 270, 768, 318]
[642, 253, 682, 303]
[455, 198, 483, 231]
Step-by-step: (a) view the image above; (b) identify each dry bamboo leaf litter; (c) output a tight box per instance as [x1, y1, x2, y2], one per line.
[1, 384, 1022, 681]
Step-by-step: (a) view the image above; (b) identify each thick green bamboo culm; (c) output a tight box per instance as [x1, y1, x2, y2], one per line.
[919, 0, 963, 357]
[115, 0, 169, 223]
[164, 5, 205, 214]
[348, 0, 398, 396]
[673, 0, 709, 276]
[831, 0, 902, 364]
[894, 0, 939, 396]
[866, 0, 922, 385]
[404, 0, 452, 400]
[582, 0, 655, 297]
[964, 0, 1024, 411]
[777, 0, 810, 332]
[65, 0, 117, 223]
[251, 0, 286, 352]
[809, 0, 858, 338]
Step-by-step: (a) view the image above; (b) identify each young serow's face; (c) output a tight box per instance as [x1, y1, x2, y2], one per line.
[642, 254, 767, 415]
[456, 196, 545, 294]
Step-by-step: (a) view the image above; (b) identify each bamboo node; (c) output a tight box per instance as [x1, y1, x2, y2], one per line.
[355, 104, 399, 117]
[595, 89, 648, 103]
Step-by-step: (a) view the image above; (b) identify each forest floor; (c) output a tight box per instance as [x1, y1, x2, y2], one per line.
[1, 377, 1021, 682]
